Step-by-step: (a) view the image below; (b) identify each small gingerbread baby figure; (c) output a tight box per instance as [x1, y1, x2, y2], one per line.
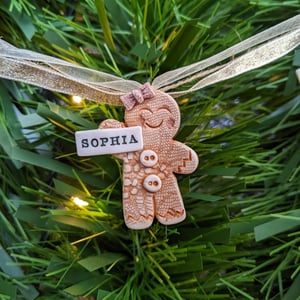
[100, 83, 198, 229]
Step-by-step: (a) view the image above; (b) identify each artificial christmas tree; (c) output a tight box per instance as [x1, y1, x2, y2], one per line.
[0, 1, 300, 299]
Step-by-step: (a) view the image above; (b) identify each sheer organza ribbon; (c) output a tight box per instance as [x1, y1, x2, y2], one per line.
[0, 15, 299, 105]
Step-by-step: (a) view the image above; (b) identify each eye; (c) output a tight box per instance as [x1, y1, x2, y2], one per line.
[140, 108, 152, 118]
[159, 106, 171, 113]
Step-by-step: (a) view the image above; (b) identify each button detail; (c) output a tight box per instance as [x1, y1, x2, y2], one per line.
[143, 175, 162, 192]
[140, 150, 158, 167]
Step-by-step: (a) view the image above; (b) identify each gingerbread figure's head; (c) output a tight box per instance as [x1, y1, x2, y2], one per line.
[124, 91, 180, 138]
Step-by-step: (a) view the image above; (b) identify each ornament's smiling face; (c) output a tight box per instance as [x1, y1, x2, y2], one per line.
[124, 92, 180, 137]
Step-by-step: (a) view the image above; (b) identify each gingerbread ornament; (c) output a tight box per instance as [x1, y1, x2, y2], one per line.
[99, 83, 198, 229]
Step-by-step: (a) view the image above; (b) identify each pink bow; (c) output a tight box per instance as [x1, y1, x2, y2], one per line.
[120, 82, 155, 110]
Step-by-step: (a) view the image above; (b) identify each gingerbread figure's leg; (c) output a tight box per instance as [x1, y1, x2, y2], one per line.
[123, 186, 155, 229]
[122, 157, 155, 229]
[154, 175, 186, 225]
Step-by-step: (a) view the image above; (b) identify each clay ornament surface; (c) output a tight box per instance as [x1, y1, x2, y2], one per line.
[99, 84, 199, 230]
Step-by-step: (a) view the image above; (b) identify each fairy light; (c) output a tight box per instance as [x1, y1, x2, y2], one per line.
[178, 98, 189, 105]
[72, 196, 89, 207]
[72, 95, 83, 104]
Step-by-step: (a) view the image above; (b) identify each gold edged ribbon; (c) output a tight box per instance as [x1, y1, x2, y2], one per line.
[0, 14, 299, 104]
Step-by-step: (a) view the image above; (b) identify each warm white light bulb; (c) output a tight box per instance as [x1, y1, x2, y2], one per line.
[72, 95, 83, 104]
[72, 196, 89, 207]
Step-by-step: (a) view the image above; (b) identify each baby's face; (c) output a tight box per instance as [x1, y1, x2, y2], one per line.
[124, 92, 180, 137]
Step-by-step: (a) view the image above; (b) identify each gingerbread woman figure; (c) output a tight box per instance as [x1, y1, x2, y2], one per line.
[100, 83, 199, 229]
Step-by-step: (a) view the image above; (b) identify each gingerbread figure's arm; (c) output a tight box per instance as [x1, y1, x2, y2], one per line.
[99, 119, 125, 130]
[99, 119, 128, 160]
[171, 141, 199, 174]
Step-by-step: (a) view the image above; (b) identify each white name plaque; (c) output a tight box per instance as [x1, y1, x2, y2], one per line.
[75, 126, 143, 156]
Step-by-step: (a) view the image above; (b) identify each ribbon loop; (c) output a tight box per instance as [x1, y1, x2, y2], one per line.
[120, 82, 155, 110]
[0, 15, 299, 104]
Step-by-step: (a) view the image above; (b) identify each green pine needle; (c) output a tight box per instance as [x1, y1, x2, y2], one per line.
[1, 1, 300, 299]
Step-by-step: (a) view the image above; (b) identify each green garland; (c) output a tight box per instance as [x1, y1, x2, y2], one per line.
[0, 1, 300, 299]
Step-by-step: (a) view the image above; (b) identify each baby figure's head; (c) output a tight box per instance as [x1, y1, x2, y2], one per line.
[124, 91, 181, 138]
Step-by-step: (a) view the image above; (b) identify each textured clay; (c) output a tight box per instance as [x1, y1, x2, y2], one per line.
[100, 90, 198, 229]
